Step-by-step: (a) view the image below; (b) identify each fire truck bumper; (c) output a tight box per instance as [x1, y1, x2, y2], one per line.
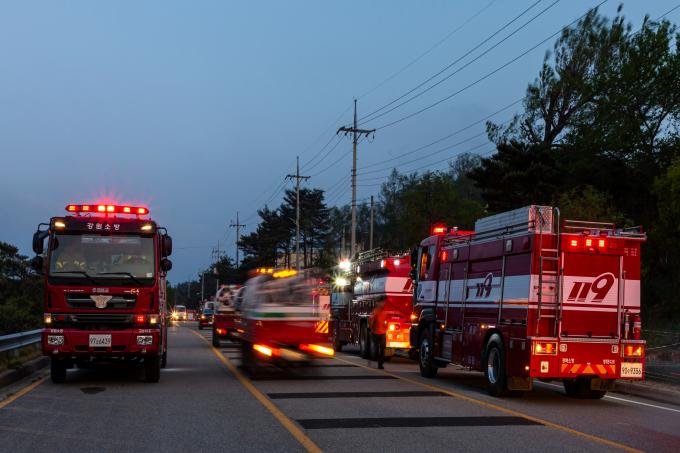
[42, 328, 161, 358]
[529, 338, 645, 381]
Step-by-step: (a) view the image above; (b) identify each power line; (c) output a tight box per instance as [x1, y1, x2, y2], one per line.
[371, 0, 609, 131]
[356, 0, 499, 100]
[360, 99, 520, 171]
[358, 0, 548, 124]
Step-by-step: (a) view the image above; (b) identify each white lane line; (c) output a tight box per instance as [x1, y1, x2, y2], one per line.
[536, 382, 680, 414]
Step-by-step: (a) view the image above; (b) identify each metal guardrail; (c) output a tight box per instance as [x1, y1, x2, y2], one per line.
[0, 329, 42, 353]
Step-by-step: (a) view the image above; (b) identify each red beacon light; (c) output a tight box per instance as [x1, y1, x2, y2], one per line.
[65, 204, 150, 216]
[431, 224, 447, 235]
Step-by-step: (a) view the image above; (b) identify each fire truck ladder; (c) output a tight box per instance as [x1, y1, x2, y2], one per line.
[534, 207, 561, 337]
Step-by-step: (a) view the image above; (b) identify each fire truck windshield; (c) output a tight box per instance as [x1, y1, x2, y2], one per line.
[49, 233, 154, 280]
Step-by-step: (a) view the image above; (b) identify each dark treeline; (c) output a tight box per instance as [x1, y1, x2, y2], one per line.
[0, 242, 42, 335]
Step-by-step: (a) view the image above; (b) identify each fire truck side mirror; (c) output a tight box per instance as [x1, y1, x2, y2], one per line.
[160, 258, 173, 272]
[161, 235, 173, 257]
[32, 230, 47, 255]
[31, 256, 44, 274]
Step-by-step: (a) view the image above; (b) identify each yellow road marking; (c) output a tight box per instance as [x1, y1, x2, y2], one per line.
[334, 355, 643, 453]
[190, 329, 323, 453]
[0, 376, 47, 410]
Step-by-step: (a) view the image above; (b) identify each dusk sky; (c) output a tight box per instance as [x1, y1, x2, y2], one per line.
[1, 1, 677, 282]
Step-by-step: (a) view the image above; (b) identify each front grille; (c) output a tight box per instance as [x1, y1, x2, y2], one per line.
[67, 294, 137, 310]
[68, 313, 133, 330]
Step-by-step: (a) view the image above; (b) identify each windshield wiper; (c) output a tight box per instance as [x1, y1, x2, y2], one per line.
[51, 271, 99, 285]
[97, 272, 144, 286]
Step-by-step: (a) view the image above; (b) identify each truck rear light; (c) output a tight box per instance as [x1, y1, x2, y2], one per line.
[47, 335, 64, 346]
[300, 344, 334, 356]
[533, 341, 557, 355]
[623, 345, 644, 357]
[253, 344, 274, 357]
[44, 313, 53, 324]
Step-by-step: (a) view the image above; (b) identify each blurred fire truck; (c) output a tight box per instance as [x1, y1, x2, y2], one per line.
[329, 249, 414, 360]
[238, 268, 333, 376]
[410, 205, 646, 398]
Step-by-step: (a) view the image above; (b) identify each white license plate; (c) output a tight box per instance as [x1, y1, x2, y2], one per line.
[621, 362, 643, 378]
[89, 334, 112, 347]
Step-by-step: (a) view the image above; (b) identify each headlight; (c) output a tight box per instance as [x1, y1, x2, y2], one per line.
[201, 315, 206, 320]
[47, 335, 64, 346]
[44, 313, 53, 324]
[137, 335, 153, 345]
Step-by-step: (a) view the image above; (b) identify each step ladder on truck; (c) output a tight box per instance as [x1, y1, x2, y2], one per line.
[409, 205, 646, 398]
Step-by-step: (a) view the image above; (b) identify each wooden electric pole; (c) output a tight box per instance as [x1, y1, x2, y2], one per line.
[286, 156, 310, 270]
[337, 100, 375, 259]
[229, 212, 245, 268]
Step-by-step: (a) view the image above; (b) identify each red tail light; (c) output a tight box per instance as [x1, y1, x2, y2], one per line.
[441, 250, 448, 261]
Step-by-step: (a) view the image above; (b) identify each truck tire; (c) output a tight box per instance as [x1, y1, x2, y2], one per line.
[359, 324, 369, 359]
[50, 358, 67, 384]
[418, 327, 438, 378]
[144, 354, 161, 383]
[212, 330, 220, 348]
[563, 377, 606, 399]
[483, 334, 508, 396]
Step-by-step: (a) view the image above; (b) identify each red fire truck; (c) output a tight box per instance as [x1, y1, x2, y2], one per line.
[32, 203, 173, 383]
[410, 205, 646, 398]
[238, 269, 333, 376]
[212, 284, 243, 347]
[329, 250, 414, 359]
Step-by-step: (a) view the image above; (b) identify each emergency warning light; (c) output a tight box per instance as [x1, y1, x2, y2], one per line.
[431, 224, 447, 235]
[66, 204, 149, 216]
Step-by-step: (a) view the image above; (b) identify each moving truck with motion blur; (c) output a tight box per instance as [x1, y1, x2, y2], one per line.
[32, 203, 173, 383]
[410, 206, 646, 398]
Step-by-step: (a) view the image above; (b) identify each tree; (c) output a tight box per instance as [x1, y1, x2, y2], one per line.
[0, 242, 42, 335]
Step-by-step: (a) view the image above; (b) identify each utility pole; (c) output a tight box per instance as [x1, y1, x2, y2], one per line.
[229, 212, 246, 268]
[369, 195, 374, 250]
[337, 99, 375, 259]
[200, 270, 204, 303]
[286, 156, 310, 270]
[341, 225, 346, 258]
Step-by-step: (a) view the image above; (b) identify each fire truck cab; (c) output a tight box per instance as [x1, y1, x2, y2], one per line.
[32, 203, 173, 383]
[410, 205, 646, 398]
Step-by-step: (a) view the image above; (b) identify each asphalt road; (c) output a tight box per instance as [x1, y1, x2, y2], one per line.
[1, 323, 679, 453]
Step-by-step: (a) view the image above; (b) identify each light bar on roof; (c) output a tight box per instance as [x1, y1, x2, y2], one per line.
[65, 204, 150, 215]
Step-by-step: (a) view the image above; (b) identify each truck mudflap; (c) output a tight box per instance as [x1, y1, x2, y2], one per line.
[42, 328, 161, 356]
[528, 338, 645, 380]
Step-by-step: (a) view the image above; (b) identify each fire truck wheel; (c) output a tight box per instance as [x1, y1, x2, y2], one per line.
[359, 324, 369, 359]
[144, 354, 161, 383]
[418, 328, 438, 378]
[483, 335, 508, 396]
[50, 358, 67, 383]
[562, 377, 606, 399]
